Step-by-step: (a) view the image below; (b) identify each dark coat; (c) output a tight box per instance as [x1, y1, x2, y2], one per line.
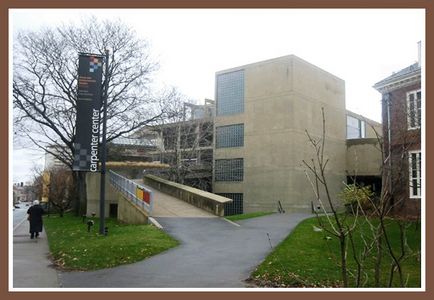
[27, 204, 45, 233]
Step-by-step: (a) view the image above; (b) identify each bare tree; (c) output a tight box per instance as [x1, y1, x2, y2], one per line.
[13, 17, 167, 214]
[303, 108, 356, 287]
[47, 167, 75, 217]
[148, 89, 214, 191]
[303, 107, 419, 287]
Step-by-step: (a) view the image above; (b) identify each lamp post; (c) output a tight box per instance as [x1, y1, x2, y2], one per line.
[99, 49, 109, 235]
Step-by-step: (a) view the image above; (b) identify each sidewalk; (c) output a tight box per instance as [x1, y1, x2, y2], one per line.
[13, 217, 60, 288]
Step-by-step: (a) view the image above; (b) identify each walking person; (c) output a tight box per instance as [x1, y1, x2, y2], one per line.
[27, 200, 45, 239]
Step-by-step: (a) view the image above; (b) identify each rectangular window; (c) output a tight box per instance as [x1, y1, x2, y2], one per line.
[217, 193, 244, 216]
[216, 124, 244, 148]
[346, 116, 366, 139]
[215, 158, 243, 181]
[407, 90, 421, 129]
[216, 70, 244, 116]
[409, 151, 421, 198]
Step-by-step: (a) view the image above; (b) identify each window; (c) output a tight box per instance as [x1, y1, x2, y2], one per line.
[216, 124, 244, 148]
[409, 151, 421, 198]
[347, 116, 366, 139]
[216, 70, 244, 116]
[215, 158, 243, 181]
[217, 193, 243, 216]
[407, 90, 421, 129]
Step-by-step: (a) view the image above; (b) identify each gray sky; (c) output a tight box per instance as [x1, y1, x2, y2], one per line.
[10, 8, 425, 183]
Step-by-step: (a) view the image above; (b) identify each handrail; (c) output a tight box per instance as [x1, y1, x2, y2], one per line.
[109, 170, 153, 215]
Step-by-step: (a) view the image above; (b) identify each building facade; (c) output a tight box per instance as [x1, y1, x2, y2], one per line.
[374, 62, 421, 217]
[213, 55, 352, 214]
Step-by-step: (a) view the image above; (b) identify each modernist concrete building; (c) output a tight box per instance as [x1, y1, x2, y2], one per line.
[213, 55, 381, 214]
[83, 55, 382, 218]
[374, 60, 421, 217]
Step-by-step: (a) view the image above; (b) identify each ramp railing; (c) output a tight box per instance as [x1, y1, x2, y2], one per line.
[109, 170, 154, 215]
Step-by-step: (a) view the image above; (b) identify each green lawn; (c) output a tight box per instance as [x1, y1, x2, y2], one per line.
[225, 211, 274, 222]
[250, 216, 421, 288]
[43, 213, 179, 271]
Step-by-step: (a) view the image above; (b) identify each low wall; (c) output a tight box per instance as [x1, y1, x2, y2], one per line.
[117, 193, 149, 224]
[143, 175, 232, 217]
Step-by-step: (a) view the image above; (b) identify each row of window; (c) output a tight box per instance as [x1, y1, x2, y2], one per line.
[216, 71, 244, 182]
[346, 90, 421, 140]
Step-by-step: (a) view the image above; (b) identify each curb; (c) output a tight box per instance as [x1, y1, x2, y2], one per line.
[148, 217, 163, 229]
[222, 218, 241, 227]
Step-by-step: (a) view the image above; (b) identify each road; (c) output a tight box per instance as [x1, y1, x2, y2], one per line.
[13, 205, 29, 229]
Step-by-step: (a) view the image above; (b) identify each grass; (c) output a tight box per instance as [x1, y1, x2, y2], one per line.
[43, 213, 179, 271]
[250, 215, 421, 288]
[225, 211, 274, 222]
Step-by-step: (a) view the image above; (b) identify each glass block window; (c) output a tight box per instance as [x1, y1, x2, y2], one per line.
[216, 124, 244, 148]
[409, 151, 421, 198]
[407, 90, 421, 129]
[215, 158, 243, 181]
[217, 193, 244, 216]
[347, 116, 366, 139]
[216, 70, 244, 116]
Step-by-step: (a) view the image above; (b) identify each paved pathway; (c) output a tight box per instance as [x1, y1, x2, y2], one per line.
[137, 183, 215, 218]
[13, 215, 60, 288]
[59, 213, 311, 288]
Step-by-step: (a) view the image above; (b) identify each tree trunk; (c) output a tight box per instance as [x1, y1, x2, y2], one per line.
[73, 171, 87, 216]
[340, 236, 349, 287]
[374, 227, 383, 286]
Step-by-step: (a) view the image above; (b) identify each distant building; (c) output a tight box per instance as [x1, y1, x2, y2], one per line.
[374, 58, 421, 217]
[44, 145, 68, 170]
[13, 182, 35, 203]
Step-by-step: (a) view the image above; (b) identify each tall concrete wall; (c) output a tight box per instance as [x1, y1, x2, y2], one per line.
[346, 139, 382, 176]
[86, 172, 117, 218]
[214, 55, 347, 213]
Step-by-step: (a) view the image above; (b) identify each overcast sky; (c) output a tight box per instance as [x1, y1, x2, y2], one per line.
[10, 8, 425, 183]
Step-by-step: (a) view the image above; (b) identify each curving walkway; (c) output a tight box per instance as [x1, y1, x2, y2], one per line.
[59, 212, 311, 288]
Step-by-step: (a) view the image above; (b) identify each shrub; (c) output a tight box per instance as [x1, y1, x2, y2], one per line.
[339, 184, 374, 214]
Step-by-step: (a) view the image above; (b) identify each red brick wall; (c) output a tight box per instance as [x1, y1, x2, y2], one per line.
[381, 82, 421, 218]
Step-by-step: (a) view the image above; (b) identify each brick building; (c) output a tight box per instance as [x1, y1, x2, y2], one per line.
[374, 61, 422, 217]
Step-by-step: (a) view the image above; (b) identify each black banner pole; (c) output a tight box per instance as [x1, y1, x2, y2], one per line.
[99, 49, 109, 235]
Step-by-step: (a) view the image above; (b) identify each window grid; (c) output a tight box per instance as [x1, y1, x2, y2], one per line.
[407, 90, 421, 129]
[409, 151, 421, 198]
[216, 70, 244, 116]
[215, 158, 244, 181]
[216, 124, 244, 148]
[217, 193, 243, 216]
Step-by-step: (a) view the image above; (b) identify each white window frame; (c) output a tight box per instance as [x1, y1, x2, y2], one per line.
[408, 150, 421, 199]
[407, 89, 421, 130]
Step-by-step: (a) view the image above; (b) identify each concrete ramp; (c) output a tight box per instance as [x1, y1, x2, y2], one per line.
[133, 180, 215, 218]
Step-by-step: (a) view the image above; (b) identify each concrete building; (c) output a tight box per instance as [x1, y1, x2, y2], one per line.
[345, 110, 383, 195]
[213, 55, 381, 214]
[83, 55, 383, 218]
[373, 59, 421, 217]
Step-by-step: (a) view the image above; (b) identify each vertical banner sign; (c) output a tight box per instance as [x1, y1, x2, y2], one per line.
[73, 53, 104, 172]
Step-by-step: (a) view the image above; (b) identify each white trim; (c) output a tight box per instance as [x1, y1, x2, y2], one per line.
[408, 150, 421, 199]
[407, 89, 421, 130]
